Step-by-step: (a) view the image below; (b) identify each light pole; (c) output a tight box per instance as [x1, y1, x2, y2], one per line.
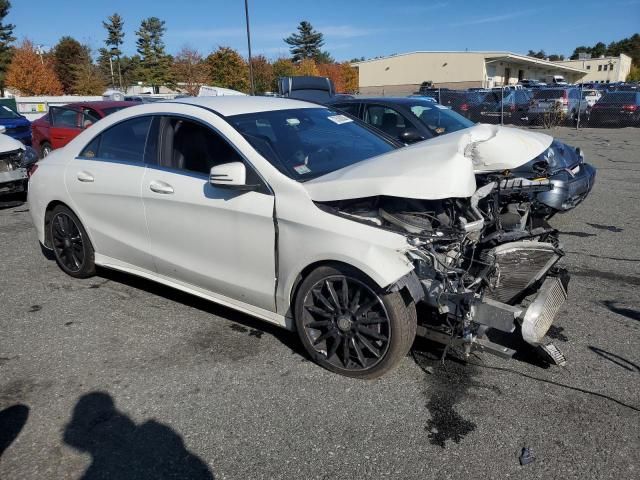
[244, 0, 255, 95]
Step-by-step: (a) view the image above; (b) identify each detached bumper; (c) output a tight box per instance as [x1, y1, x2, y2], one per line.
[536, 163, 596, 211]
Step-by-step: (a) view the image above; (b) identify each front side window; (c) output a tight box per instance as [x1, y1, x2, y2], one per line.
[228, 107, 396, 182]
[159, 117, 243, 175]
[80, 116, 152, 162]
[364, 105, 409, 139]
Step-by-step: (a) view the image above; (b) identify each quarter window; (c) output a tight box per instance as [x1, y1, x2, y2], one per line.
[79, 116, 152, 162]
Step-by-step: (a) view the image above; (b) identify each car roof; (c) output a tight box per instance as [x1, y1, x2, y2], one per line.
[64, 100, 139, 110]
[331, 97, 435, 104]
[166, 96, 320, 116]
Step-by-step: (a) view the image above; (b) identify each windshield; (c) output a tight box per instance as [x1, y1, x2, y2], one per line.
[228, 108, 396, 182]
[0, 105, 22, 119]
[408, 102, 474, 135]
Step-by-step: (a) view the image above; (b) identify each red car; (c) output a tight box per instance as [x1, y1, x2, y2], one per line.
[31, 101, 138, 158]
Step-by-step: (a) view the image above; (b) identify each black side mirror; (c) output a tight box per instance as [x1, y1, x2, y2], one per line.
[398, 127, 424, 144]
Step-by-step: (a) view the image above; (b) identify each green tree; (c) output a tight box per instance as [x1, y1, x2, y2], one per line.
[53, 36, 91, 94]
[250, 55, 274, 94]
[136, 17, 173, 93]
[205, 46, 248, 92]
[628, 64, 640, 82]
[72, 59, 106, 95]
[0, 0, 15, 96]
[284, 21, 324, 63]
[271, 57, 295, 91]
[102, 13, 125, 89]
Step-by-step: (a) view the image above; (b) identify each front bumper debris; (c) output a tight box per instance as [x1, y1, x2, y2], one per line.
[536, 163, 596, 211]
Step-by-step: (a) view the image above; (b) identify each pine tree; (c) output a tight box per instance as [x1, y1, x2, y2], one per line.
[136, 17, 172, 93]
[102, 13, 124, 89]
[284, 21, 324, 63]
[0, 0, 15, 96]
[53, 36, 91, 94]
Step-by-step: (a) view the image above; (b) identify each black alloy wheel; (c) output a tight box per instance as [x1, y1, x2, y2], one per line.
[295, 265, 417, 378]
[49, 205, 95, 278]
[301, 275, 391, 371]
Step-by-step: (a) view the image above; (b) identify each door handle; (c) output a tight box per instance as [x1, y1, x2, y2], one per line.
[76, 171, 94, 182]
[149, 180, 174, 194]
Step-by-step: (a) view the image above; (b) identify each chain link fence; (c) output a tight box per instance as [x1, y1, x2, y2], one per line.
[414, 84, 640, 129]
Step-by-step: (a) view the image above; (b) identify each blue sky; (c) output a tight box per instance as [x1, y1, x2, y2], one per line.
[8, 0, 640, 60]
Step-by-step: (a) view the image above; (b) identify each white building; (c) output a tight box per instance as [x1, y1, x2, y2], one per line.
[352, 51, 587, 95]
[552, 54, 632, 83]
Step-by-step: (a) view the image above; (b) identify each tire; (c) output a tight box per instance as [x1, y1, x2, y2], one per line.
[294, 264, 417, 379]
[40, 142, 52, 158]
[49, 205, 96, 278]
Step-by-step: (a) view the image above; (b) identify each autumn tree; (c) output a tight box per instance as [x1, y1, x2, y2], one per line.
[205, 46, 248, 92]
[53, 36, 91, 94]
[341, 62, 358, 93]
[250, 55, 274, 94]
[271, 57, 295, 90]
[172, 46, 208, 96]
[317, 62, 343, 91]
[6, 40, 63, 95]
[136, 17, 173, 93]
[0, 0, 15, 96]
[294, 58, 319, 76]
[102, 13, 125, 88]
[72, 59, 106, 95]
[284, 21, 324, 63]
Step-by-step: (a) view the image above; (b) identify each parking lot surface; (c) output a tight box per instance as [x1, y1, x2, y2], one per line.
[1, 127, 639, 479]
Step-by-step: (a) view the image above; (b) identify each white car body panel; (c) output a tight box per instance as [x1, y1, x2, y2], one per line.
[304, 124, 552, 201]
[28, 99, 415, 331]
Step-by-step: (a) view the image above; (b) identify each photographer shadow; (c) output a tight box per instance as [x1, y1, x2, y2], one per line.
[63, 392, 214, 480]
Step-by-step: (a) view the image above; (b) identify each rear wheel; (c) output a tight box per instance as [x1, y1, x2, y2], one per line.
[49, 205, 95, 278]
[294, 265, 416, 379]
[40, 142, 52, 158]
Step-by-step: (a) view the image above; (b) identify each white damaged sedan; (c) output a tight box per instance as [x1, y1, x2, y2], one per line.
[29, 97, 573, 377]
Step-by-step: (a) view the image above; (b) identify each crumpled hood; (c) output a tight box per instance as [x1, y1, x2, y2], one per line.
[0, 132, 25, 153]
[304, 124, 553, 201]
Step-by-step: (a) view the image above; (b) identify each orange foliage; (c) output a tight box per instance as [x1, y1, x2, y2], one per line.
[317, 61, 359, 93]
[6, 40, 63, 95]
[294, 58, 319, 77]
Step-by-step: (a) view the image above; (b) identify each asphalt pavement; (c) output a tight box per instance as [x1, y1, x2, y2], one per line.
[1, 126, 639, 479]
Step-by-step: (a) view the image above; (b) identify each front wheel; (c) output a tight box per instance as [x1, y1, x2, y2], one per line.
[294, 265, 417, 379]
[49, 205, 96, 278]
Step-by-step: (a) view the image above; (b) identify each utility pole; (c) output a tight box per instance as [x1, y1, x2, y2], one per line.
[244, 0, 255, 95]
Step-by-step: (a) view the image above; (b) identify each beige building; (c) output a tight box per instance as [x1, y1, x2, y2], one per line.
[352, 51, 587, 95]
[552, 54, 632, 83]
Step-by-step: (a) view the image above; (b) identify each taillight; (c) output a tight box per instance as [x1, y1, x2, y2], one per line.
[622, 104, 638, 111]
[27, 163, 38, 178]
[460, 103, 469, 111]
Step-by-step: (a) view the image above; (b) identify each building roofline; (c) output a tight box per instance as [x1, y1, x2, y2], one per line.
[552, 53, 631, 63]
[351, 50, 587, 73]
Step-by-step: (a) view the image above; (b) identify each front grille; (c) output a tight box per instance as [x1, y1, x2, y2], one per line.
[521, 277, 567, 345]
[485, 241, 561, 303]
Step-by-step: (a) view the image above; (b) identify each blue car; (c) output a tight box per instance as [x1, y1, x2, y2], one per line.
[0, 105, 32, 145]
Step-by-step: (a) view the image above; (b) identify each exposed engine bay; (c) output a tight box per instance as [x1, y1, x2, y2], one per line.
[317, 185, 571, 366]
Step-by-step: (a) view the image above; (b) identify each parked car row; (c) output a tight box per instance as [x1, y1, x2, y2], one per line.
[416, 86, 640, 127]
[25, 95, 596, 377]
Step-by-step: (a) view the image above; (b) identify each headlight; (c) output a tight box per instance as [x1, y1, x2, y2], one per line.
[20, 146, 38, 168]
[539, 140, 580, 173]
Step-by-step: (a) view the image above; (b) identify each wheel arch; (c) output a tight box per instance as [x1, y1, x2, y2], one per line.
[287, 259, 419, 321]
[43, 200, 95, 251]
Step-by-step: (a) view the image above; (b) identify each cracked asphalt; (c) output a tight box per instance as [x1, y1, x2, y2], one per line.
[1, 126, 639, 479]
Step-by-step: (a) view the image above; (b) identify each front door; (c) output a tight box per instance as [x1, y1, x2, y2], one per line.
[141, 115, 276, 312]
[49, 106, 81, 149]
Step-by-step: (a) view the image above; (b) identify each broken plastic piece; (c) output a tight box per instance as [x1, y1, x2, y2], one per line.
[519, 447, 535, 466]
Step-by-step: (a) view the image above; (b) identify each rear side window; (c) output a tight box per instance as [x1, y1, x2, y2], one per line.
[332, 103, 360, 117]
[50, 107, 79, 128]
[80, 116, 152, 162]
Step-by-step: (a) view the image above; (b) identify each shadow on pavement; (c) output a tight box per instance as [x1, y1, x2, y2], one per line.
[601, 300, 640, 322]
[0, 404, 29, 460]
[588, 346, 640, 373]
[63, 392, 214, 480]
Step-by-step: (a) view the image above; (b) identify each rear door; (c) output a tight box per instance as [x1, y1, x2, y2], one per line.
[64, 115, 156, 271]
[49, 106, 81, 149]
